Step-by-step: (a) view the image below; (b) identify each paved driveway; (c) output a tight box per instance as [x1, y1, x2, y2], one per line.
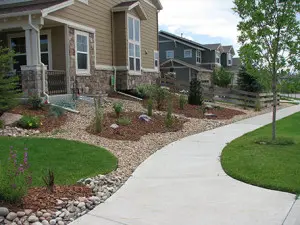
[71, 105, 300, 225]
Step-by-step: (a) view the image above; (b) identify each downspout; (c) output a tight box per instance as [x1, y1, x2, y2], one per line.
[28, 14, 49, 102]
[111, 10, 117, 92]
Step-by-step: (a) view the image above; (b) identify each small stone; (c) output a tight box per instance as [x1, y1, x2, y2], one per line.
[49, 219, 56, 225]
[6, 212, 17, 221]
[55, 211, 62, 217]
[36, 211, 43, 217]
[204, 113, 217, 118]
[139, 114, 151, 122]
[42, 213, 51, 218]
[77, 202, 85, 208]
[24, 209, 32, 216]
[56, 200, 64, 206]
[32, 222, 42, 225]
[57, 221, 64, 225]
[28, 215, 39, 223]
[41, 220, 49, 225]
[110, 124, 119, 129]
[0, 216, 4, 222]
[0, 207, 9, 217]
[67, 205, 76, 213]
[16, 212, 25, 217]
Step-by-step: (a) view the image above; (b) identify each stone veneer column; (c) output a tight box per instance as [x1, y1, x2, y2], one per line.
[21, 65, 47, 97]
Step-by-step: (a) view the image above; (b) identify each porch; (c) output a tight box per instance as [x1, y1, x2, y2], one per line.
[0, 15, 69, 96]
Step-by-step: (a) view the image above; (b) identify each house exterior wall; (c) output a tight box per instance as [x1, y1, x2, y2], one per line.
[51, 26, 66, 70]
[114, 12, 127, 67]
[202, 50, 215, 63]
[50, 0, 159, 71]
[174, 68, 190, 83]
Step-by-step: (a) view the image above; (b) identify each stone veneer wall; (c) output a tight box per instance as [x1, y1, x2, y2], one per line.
[116, 71, 160, 90]
[68, 27, 112, 95]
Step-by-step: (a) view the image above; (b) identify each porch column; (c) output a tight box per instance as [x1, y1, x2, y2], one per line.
[22, 25, 40, 66]
[24, 29, 32, 65]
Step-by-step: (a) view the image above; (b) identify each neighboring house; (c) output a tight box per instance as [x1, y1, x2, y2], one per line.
[159, 31, 213, 85]
[227, 57, 241, 86]
[202, 43, 224, 70]
[0, 0, 163, 97]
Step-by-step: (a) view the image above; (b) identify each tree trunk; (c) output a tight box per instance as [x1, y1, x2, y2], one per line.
[272, 75, 277, 141]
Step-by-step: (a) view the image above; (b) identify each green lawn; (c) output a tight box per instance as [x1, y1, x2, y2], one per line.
[0, 137, 118, 186]
[221, 112, 300, 194]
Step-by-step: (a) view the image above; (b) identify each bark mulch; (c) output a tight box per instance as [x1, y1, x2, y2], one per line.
[0, 185, 92, 212]
[9, 105, 68, 133]
[142, 97, 245, 120]
[87, 112, 188, 141]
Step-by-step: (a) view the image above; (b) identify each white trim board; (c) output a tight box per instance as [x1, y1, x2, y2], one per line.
[42, 0, 74, 17]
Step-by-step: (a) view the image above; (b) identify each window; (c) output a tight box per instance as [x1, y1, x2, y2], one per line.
[10, 36, 26, 71]
[75, 31, 89, 74]
[154, 51, 159, 70]
[216, 51, 220, 64]
[196, 50, 202, 64]
[227, 53, 232, 66]
[166, 50, 174, 59]
[184, 49, 192, 58]
[128, 16, 141, 72]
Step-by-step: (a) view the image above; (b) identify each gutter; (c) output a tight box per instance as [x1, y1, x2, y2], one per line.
[28, 14, 49, 102]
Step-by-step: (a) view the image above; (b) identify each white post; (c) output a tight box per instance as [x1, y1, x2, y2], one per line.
[23, 27, 32, 66]
[31, 28, 40, 66]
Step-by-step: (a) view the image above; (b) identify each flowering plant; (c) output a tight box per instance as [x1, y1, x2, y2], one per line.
[0, 146, 32, 203]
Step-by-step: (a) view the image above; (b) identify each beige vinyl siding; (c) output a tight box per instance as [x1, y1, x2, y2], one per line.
[114, 12, 127, 66]
[50, 0, 159, 69]
[50, 26, 66, 70]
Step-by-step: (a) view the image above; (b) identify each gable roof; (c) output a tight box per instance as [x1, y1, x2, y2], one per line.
[203, 43, 221, 51]
[161, 58, 213, 73]
[159, 31, 210, 51]
[0, 0, 73, 18]
[223, 45, 236, 55]
[112, 1, 147, 20]
[151, 0, 163, 10]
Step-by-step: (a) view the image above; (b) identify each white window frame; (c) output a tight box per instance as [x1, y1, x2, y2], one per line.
[196, 50, 202, 64]
[184, 49, 192, 58]
[154, 50, 159, 71]
[166, 50, 174, 59]
[215, 51, 221, 64]
[127, 14, 141, 75]
[78, 0, 88, 4]
[227, 53, 232, 66]
[7, 30, 53, 70]
[75, 30, 90, 75]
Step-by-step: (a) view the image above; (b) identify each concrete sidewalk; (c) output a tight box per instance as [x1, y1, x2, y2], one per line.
[72, 105, 300, 225]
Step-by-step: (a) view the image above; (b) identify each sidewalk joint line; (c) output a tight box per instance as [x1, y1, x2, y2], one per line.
[281, 198, 297, 225]
[88, 213, 130, 225]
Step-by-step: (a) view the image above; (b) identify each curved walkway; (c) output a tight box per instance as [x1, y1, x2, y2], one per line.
[72, 105, 300, 225]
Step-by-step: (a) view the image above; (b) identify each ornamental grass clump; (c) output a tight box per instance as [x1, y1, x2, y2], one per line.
[113, 102, 123, 118]
[147, 98, 153, 116]
[43, 169, 55, 193]
[0, 146, 32, 203]
[179, 95, 187, 110]
[0, 119, 4, 129]
[116, 117, 131, 126]
[165, 96, 174, 128]
[48, 105, 66, 118]
[28, 94, 43, 110]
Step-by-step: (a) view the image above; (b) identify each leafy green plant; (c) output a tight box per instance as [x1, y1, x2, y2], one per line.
[136, 84, 157, 99]
[213, 67, 233, 88]
[43, 169, 55, 193]
[28, 94, 43, 110]
[18, 115, 40, 129]
[0, 46, 21, 114]
[116, 117, 131, 126]
[94, 98, 104, 133]
[0, 119, 4, 129]
[254, 99, 261, 112]
[48, 105, 65, 118]
[179, 95, 187, 110]
[155, 87, 169, 110]
[147, 98, 153, 116]
[188, 78, 203, 106]
[0, 146, 32, 203]
[165, 97, 174, 128]
[113, 102, 123, 118]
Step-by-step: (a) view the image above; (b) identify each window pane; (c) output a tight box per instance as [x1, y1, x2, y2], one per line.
[13, 55, 27, 71]
[129, 43, 134, 57]
[41, 53, 49, 67]
[11, 37, 26, 54]
[166, 51, 174, 59]
[135, 58, 141, 71]
[155, 60, 158, 67]
[135, 45, 140, 58]
[77, 53, 88, 69]
[129, 57, 135, 71]
[40, 35, 48, 52]
[134, 19, 140, 42]
[128, 17, 134, 40]
[155, 51, 159, 60]
[77, 34, 88, 52]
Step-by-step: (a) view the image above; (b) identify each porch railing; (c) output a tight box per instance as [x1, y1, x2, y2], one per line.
[47, 70, 67, 95]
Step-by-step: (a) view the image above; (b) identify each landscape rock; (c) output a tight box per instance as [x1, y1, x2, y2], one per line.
[0, 113, 22, 126]
[27, 215, 38, 223]
[110, 124, 119, 129]
[41, 220, 50, 225]
[0, 207, 9, 217]
[6, 212, 17, 221]
[49, 219, 56, 225]
[16, 211, 25, 217]
[139, 114, 151, 122]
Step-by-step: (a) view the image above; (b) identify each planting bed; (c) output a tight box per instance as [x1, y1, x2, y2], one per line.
[87, 112, 187, 141]
[9, 105, 67, 133]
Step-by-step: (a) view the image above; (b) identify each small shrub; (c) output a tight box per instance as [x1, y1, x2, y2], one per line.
[136, 84, 157, 99]
[113, 102, 123, 118]
[28, 94, 43, 110]
[0, 119, 4, 129]
[179, 95, 187, 110]
[255, 137, 295, 146]
[165, 97, 174, 128]
[188, 78, 203, 106]
[48, 105, 65, 118]
[18, 115, 41, 129]
[0, 146, 32, 203]
[254, 99, 261, 112]
[94, 98, 104, 133]
[43, 169, 55, 193]
[147, 98, 153, 116]
[155, 87, 169, 110]
[116, 117, 131, 126]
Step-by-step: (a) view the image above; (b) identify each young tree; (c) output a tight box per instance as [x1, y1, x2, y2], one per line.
[234, 0, 300, 140]
[0, 45, 20, 114]
[212, 67, 233, 88]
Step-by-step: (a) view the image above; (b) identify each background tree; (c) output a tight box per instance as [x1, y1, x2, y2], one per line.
[0, 45, 20, 115]
[212, 67, 233, 88]
[237, 67, 263, 93]
[188, 78, 203, 106]
[233, 0, 300, 140]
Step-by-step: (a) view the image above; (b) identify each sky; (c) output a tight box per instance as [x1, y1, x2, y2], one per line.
[158, 0, 240, 56]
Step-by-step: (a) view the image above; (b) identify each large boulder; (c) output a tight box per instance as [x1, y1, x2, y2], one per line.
[0, 113, 22, 126]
